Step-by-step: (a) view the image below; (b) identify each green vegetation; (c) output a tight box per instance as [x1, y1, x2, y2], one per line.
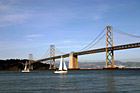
[0, 59, 50, 71]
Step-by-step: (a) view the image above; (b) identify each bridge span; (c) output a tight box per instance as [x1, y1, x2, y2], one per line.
[34, 42, 140, 69]
[35, 42, 140, 62]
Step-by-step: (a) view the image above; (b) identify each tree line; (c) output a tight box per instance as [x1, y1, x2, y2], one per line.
[0, 59, 50, 70]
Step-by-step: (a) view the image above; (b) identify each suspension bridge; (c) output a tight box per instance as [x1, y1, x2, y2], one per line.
[28, 26, 140, 69]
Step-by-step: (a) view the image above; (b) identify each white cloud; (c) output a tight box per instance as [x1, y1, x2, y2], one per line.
[92, 15, 102, 20]
[0, 4, 11, 11]
[0, 0, 32, 27]
[2, 13, 31, 22]
[91, 5, 110, 20]
[0, 0, 112, 28]
[57, 45, 86, 49]
[54, 40, 88, 45]
[0, 13, 32, 27]
[62, 40, 74, 43]
[26, 39, 34, 41]
[26, 34, 45, 37]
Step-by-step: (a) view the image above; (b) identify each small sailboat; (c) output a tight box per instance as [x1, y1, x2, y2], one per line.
[22, 61, 30, 72]
[54, 56, 68, 74]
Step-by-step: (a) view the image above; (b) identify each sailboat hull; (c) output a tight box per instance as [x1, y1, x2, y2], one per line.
[54, 70, 68, 74]
[21, 69, 30, 72]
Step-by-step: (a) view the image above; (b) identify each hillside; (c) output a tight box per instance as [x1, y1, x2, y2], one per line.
[0, 59, 50, 71]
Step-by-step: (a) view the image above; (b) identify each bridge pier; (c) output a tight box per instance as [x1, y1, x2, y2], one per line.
[69, 52, 79, 69]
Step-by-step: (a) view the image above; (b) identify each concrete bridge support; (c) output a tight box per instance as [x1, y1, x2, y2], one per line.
[69, 52, 79, 69]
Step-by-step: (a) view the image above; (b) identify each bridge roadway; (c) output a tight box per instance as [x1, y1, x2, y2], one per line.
[34, 42, 140, 63]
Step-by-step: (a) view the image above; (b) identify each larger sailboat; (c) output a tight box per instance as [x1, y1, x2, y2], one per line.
[54, 56, 68, 74]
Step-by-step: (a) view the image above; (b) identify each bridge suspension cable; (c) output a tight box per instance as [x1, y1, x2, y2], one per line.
[84, 34, 106, 50]
[81, 28, 106, 51]
[55, 47, 65, 55]
[42, 48, 50, 58]
[113, 28, 140, 38]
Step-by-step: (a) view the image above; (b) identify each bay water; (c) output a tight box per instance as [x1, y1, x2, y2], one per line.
[0, 70, 140, 93]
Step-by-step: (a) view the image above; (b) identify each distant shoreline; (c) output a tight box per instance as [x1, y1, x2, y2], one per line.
[80, 68, 140, 70]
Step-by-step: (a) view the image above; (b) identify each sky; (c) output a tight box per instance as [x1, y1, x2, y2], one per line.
[0, 0, 140, 62]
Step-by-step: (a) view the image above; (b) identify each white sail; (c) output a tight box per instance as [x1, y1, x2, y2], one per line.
[54, 56, 68, 74]
[24, 62, 27, 70]
[63, 59, 67, 70]
[22, 61, 30, 72]
[58, 57, 63, 70]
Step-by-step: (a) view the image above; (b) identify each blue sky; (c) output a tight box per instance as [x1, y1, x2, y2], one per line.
[0, 0, 140, 62]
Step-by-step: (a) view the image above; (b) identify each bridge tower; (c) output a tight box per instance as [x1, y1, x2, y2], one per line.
[105, 26, 116, 69]
[49, 45, 55, 69]
[29, 54, 33, 61]
[69, 52, 79, 69]
[29, 54, 33, 69]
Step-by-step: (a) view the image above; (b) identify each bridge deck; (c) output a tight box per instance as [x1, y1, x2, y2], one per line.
[34, 42, 140, 62]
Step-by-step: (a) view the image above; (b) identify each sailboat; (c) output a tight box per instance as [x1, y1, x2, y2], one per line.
[54, 56, 68, 74]
[22, 61, 30, 72]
